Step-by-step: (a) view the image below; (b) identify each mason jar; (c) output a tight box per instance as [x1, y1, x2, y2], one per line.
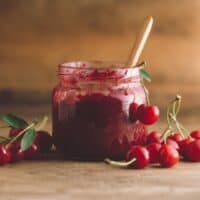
[52, 61, 147, 160]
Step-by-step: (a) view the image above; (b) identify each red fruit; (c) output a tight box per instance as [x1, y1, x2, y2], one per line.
[105, 146, 149, 169]
[0, 144, 10, 165]
[129, 102, 138, 122]
[9, 127, 24, 138]
[8, 142, 24, 162]
[136, 104, 160, 125]
[168, 133, 183, 143]
[190, 130, 200, 140]
[35, 131, 53, 153]
[159, 144, 179, 167]
[24, 144, 39, 160]
[146, 143, 162, 163]
[146, 131, 161, 144]
[166, 139, 180, 152]
[178, 137, 194, 157]
[186, 139, 200, 162]
[126, 146, 150, 169]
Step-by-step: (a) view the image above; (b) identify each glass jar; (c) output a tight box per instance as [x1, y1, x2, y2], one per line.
[52, 61, 147, 160]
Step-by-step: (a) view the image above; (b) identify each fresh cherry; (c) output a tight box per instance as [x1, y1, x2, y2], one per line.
[178, 137, 194, 158]
[9, 127, 24, 138]
[159, 144, 179, 167]
[8, 142, 24, 162]
[166, 139, 180, 152]
[126, 146, 150, 169]
[105, 146, 149, 169]
[129, 102, 138, 122]
[185, 139, 200, 162]
[35, 131, 53, 153]
[146, 142, 162, 163]
[167, 133, 183, 143]
[0, 144, 10, 165]
[136, 104, 160, 125]
[146, 131, 161, 144]
[24, 144, 39, 160]
[190, 130, 200, 140]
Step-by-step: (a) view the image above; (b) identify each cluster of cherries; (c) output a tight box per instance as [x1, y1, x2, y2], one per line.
[105, 130, 200, 169]
[0, 128, 53, 166]
[106, 95, 200, 169]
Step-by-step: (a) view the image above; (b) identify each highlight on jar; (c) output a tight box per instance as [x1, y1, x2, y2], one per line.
[1, 16, 200, 169]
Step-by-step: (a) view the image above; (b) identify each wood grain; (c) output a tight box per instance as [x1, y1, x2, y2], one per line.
[0, 160, 200, 200]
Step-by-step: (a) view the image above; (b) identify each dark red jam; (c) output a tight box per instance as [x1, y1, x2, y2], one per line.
[52, 61, 147, 160]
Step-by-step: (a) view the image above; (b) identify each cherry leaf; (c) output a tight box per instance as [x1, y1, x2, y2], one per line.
[20, 128, 36, 151]
[139, 68, 152, 82]
[2, 114, 28, 128]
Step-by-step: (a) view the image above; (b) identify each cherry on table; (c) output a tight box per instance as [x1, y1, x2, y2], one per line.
[158, 144, 180, 168]
[146, 131, 161, 144]
[136, 104, 160, 125]
[24, 144, 39, 160]
[146, 142, 162, 163]
[129, 102, 138, 122]
[178, 137, 194, 158]
[126, 146, 150, 169]
[190, 130, 200, 140]
[0, 144, 10, 166]
[35, 130, 53, 153]
[8, 141, 24, 162]
[105, 145, 150, 169]
[185, 139, 200, 162]
[167, 133, 183, 143]
[166, 139, 180, 152]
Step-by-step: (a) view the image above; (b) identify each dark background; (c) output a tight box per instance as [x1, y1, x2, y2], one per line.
[0, 0, 199, 118]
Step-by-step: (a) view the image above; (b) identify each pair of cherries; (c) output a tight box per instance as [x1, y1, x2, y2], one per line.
[0, 128, 53, 166]
[129, 102, 160, 125]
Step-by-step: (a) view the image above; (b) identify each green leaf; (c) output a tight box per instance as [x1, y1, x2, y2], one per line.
[139, 68, 152, 82]
[2, 114, 28, 128]
[20, 128, 36, 151]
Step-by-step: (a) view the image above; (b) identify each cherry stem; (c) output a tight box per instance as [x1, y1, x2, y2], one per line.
[35, 116, 48, 131]
[5, 122, 36, 149]
[104, 157, 136, 168]
[0, 136, 11, 140]
[142, 84, 150, 105]
[161, 127, 172, 143]
[161, 95, 189, 141]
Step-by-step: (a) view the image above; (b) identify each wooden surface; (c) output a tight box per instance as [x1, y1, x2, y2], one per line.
[0, 118, 200, 200]
[0, 160, 200, 200]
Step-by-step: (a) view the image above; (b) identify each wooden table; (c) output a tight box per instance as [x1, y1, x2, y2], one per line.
[1, 160, 200, 200]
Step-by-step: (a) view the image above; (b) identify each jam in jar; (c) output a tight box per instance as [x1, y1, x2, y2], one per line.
[52, 61, 147, 160]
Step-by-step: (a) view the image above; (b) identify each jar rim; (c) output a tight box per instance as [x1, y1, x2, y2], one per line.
[58, 61, 142, 83]
[58, 60, 142, 70]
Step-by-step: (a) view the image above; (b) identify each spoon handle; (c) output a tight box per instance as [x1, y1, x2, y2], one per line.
[126, 16, 153, 67]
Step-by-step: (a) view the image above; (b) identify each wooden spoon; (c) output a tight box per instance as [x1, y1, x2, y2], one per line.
[126, 16, 153, 67]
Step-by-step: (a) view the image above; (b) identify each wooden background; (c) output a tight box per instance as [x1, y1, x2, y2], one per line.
[0, 0, 200, 116]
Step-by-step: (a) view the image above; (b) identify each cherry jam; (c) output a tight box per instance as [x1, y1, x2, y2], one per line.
[52, 61, 147, 160]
